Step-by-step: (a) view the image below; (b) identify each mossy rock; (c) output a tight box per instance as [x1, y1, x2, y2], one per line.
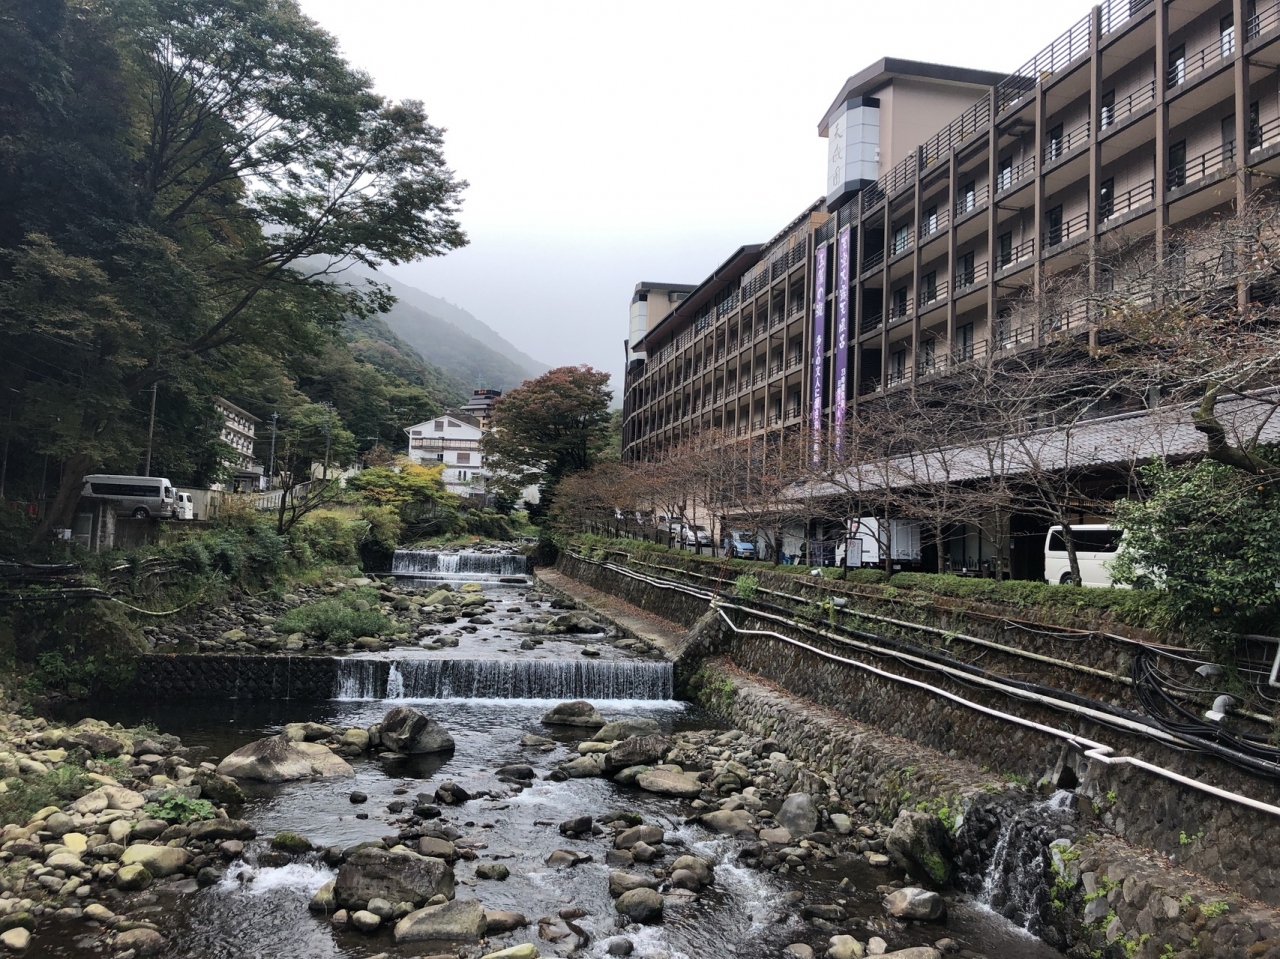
[270, 831, 313, 854]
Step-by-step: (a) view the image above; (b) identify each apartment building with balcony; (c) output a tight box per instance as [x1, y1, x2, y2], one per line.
[213, 396, 265, 492]
[405, 412, 487, 499]
[622, 0, 1280, 465]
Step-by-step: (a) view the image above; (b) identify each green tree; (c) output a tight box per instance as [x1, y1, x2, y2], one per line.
[483, 366, 613, 520]
[348, 460, 459, 538]
[1114, 458, 1280, 643]
[0, 0, 467, 541]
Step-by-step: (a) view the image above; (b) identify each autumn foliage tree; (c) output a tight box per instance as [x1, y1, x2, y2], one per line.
[484, 366, 613, 520]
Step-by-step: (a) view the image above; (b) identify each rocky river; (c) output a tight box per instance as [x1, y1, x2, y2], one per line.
[4, 551, 1068, 959]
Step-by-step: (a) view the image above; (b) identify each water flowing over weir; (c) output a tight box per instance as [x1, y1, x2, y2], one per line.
[334, 657, 674, 701]
[390, 550, 531, 580]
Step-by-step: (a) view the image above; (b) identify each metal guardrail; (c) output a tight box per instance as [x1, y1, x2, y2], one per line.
[1102, 79, 1155, 130]
[1103, 179, 1154, 220]
[1044, 210, 1090, 249]
[996, 156, 1036, 193]
[1168, 142, 1232, 190]
[1044, 119, 1090, 165]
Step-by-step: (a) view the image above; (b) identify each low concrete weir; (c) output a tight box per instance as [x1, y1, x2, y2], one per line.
[390, 549, 530, 579]
[333, 656, 675, 701]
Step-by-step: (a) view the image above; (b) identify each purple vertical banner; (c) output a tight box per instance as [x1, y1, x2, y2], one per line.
[833, 226, 851, 462]
[809, 244, 828, 467]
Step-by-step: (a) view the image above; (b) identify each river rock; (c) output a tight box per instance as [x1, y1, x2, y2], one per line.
[670, 855, 713, 888]
[635, 769, 701, 798]
[417, 837, 457, 860]
[879, 950, 941, 959]
[379, 706, 455, 754]
[484, 909, 528, 933]
[283, 721, 334, 742]
[120, 845, 190, 877]
[187, 819, 256, 842]
[481, 946, 540, 959]
[828, 935, 864, 959]
[192, 769, 246, 805]
[777, 793, 818, 837]
[334, 846, 454, 908]
[309, 880, 336, 913]
[591, 718, 660, 742]
[559, 815, 593, 836]
[886, 811, 955, 889]
[475, 863, 509, 881]
[562, 754, 605, 778]
[115, 863, 151, 890]
[884, 887, 947, 922]
[604, 735, 672, 774]
[697, 810, 756, 838]
[614, 824, 664, 849]
[394, 897, 487, 943]
[786, 946, 814, 959]
[614, 887, 663, 924]
[215, 736, 354, 782]
[609, 871, 661, 897]
[542, 701, 605, 727]
[0, 928, 29, 951]
[349, 909, 382, 933]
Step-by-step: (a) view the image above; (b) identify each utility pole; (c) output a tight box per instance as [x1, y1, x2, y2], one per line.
[322, 402, 333, 480]
[268, 411, 279, 489]
[143, 384, 157, 476]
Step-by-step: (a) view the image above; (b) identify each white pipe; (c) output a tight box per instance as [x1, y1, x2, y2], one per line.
[561, 553, 1280, 819]
[712, 606, 1280, 820]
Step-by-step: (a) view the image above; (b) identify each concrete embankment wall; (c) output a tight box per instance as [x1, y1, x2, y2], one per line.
[130, 654, 338, 700]
[552, 550, 1280, 908]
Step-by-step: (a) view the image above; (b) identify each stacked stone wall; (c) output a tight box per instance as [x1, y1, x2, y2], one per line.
[129, 654, 339, 700]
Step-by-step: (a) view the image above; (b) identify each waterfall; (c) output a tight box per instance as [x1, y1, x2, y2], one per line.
[390, 550, 530, 581]
[333, 658, 673, 701]
[973, 790, 1077, 933]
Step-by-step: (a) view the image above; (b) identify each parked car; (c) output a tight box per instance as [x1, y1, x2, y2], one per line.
[81, 474, 177, 519]
[669, 523, 711, 547]
[1044, 524, 1126, 587]
[724, 531, 756, 559]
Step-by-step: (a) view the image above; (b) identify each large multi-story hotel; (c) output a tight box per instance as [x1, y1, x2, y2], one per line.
[621, 0, 1280, 464]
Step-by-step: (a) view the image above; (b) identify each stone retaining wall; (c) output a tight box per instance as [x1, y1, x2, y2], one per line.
[129, 654, 339, 700]
[699, 659, 1280, 959]
[551, 554, 1280, 906]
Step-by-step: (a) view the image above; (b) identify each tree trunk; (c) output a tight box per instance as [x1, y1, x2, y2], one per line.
[1060, 521, 1083, 587]
[29, 452, 92, 544]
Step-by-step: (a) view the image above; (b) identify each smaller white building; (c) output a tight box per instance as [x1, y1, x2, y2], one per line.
[405, 413, 486, 498]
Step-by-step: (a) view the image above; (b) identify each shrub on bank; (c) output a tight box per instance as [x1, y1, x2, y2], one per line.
[0, 763, 92, 826]
[273, 596, 392, 645]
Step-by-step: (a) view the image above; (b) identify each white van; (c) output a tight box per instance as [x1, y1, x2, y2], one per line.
[174, 492, 195, 520]
[81, 474, 177, 519]
[1044, 524, 1125, 587]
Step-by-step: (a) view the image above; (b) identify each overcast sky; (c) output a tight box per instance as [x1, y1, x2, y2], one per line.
[297, 0, 1097, 396]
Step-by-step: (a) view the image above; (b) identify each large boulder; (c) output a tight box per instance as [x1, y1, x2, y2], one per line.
[886, 811, 956, 889]
[334, 846, 454, 909]
[120, 845, 189, 877]
[698, 810, 756, 838]
[604, 735, 672, 774]
[394, 898, 486, 943]
[614, 887, 663, 924]
[776, 793, 818, 837]
[215, 736, 354, 782]
[541, 701, 605, 727]
[883, 887, 947, 922]
[591, 717, 661, 742]
[379, 706, 455, 754]
[187, 819, 255, 842]
[192, 769, 246, 805]
[635, 769, 701, 798]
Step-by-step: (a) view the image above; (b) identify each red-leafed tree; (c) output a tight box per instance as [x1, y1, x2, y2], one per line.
[484, 365, 613, 520]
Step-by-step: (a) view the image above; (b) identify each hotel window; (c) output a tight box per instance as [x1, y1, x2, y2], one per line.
[892, 223, 911, 255]
[1220, 13, 1235, 59]
[1168, 140, 1187, 188]
[1046, 124, 1064, 162]
[922, 204, 938, 235]
[920, 271, 937, 304]
[998, 232, 1013, 267]
[997, 156, 1014, 191]
[1099, 178, 1115, 219]
[1100, 90, 1115, 130]
[957, 251, 975, 287]
[1046, 205, 1064, 246]
[1167, 44, 1185, 87]
[959, 181, 976, 213]
[456, 452, 471, 465]
[956, 323, 974, 361]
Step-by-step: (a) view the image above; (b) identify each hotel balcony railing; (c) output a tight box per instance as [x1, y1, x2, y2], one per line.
[890, 233, 914, 258]
[888, 296, 914, 322]
[858, 377, 882, 396]
[955, 184, 989, 219]
[919, 279, 948, 309]
[922, 95, 991, 166]
[1251, 116, 1280, 152]
[1043, 119, 1090, 165]
[1043, 211, 1089, 250]
[1102, 0, 1153, 35]
[786, 354, 803, 370]
[918, 208, 950, 241]
[883, 154, 917, 198]
[787, 301, 806, 319]
[785, 407, 802, 422]
[1248, 0, 1280, 39]
[814, 217, 836, 246]
[863, 248, 885, 271]
[1102, 179, 1154, 220]
[915, 353, 941, 377]
[736, 424, 749, 437]
[1043, 299, 1092, 335]
[996, 237, 1036, 271]
[768, 412, 783, 426]
[772, 309, 789, 329]
[752, 418, 765, 430]
[770, 255, 790, 282]
[995, 13, 1090, 113]
[886, 368, 910, 388]
[995, 156, 1036, 194]
[861, 181, 886, 213]
[411, 438, 482, 451]
[768, 362, 784, 377]
[715, 348, 725, 361]
[1169, 32, 1234, 89]
[1167, 142, 1232, 190]
[996, 323, 1037, 350]
[753, 369, 768, 386]
[1100, 79, 1155, 132]
[952, 339, 988, 365]
[860, 311, 883, 335]
[953, 260, 989, 292]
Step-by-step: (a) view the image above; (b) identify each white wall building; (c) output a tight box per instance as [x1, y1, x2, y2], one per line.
[405, 413, 486, 498]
